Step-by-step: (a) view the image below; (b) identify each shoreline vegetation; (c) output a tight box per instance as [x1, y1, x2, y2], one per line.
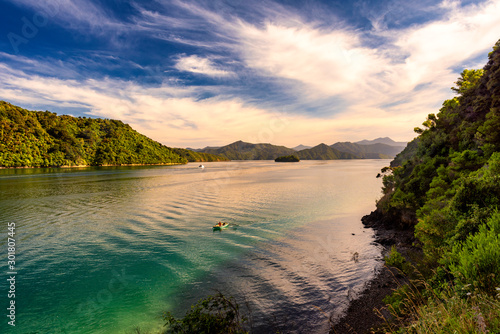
[333, 39, 500, 333]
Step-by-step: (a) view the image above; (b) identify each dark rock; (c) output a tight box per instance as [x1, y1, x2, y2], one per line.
[331, 209, 417, 334]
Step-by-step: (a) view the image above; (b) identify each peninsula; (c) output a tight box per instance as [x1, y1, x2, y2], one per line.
[0, 101, 226, 168]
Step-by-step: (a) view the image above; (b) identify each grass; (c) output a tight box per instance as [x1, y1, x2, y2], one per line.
[379, 257, 500, 334]
[403, 290, 500, 333]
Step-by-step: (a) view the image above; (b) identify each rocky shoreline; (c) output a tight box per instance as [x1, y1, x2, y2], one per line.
[331, 210, 417, 334]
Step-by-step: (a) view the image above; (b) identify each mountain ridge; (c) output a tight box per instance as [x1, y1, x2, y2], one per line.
[292, 144, 312, 151]
[197, 139, 406, 160]
[200, 140, 297, 160]
[355, 137, 407, 146]
[331, 142, 404, 159]
[296, 143, 358, 160]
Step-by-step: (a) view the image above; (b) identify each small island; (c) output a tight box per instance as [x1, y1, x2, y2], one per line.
[275, 155, 300, 162]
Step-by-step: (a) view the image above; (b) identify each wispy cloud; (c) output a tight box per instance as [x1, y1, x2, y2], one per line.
[174, 55, 233, 77]
[236, 22, 384, 99]
[6, 0, 126, 33]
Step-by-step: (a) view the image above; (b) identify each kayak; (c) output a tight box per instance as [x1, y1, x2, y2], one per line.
[213, 223, 229, 230]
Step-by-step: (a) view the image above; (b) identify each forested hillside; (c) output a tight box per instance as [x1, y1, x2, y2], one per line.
[171, 148, 229, 162]
[331, 142, 401, 158]
[296, 143, 357, 159]
[376, 39, 500, 332]
[199, 140, 391, 160]
[0, 101, 189, 167]
[201, 140, 297, 160]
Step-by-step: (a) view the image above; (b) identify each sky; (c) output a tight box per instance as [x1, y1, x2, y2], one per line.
[0, 0, 499, 148]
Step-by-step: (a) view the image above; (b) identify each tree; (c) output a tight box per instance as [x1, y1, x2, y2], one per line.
[451, 69, 484, 95]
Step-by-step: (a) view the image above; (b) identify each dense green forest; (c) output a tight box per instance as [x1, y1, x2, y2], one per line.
[295, 143, 357, 159]
[376, 40, 500, 332]
[0, 101, 213, 167]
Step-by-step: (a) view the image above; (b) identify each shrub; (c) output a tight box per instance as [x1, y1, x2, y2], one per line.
[274, 155, 300, 162]
[449, 211, 500, 295]
[163, 292, 248, 334]
[385, 246, 412, 275]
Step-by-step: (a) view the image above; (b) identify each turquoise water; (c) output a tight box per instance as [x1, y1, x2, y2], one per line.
[0, 160, 388, 333]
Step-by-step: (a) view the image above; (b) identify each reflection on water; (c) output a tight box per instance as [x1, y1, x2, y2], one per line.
[0, 160, 387, 333]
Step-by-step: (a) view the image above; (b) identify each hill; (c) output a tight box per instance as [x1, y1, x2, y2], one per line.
[199, 140, 297, 160]
[186, 146, 221, 152]
[198, 139, 404, 160]
[331, 142, 403, 158]
[369, 40, 500, 332]
[296, 143, 358, 160]
[389, 138, 419, 167]
[0, 101, 202, 167]
[171, 148, 229, 162]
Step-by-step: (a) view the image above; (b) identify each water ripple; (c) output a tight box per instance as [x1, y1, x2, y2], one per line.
[0, 161, 387, 334]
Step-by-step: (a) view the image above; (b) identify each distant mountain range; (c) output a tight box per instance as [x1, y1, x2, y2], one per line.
[355, 137, 407, 146]
[195, 138, 407, 161]
[200, 140, 296, 160]
[331, 142, 402, 159]
[292, 144, 312, 151]
[296, 143, 358, 160]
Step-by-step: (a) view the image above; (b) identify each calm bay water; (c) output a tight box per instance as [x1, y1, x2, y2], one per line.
[0, 160, 388, 333]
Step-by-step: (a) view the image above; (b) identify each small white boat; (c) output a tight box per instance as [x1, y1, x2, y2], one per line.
[199, 165, 205, 169]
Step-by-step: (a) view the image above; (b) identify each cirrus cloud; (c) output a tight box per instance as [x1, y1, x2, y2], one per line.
[174, 54, 233, 77]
